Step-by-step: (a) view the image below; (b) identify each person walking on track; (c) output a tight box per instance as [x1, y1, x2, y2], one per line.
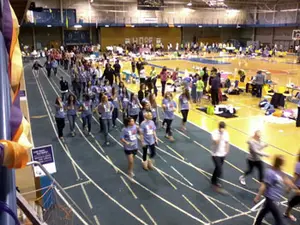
[211, 121, 230, 193]
[239, 130, 269, 186]
[284, 151, 300, 222]
[254, 155, 299, 225]
[120, 117, 139, 179]
[140, 111, 158, 171]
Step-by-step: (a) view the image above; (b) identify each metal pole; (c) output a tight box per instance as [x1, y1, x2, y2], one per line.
[32, 26, 36, 50]
[26, 161, 95, 225]
[60, 0, 63, 24]
[0, 32, 16, 225]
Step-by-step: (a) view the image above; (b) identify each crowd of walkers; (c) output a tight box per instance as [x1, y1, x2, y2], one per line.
[31, 48, 300, 224]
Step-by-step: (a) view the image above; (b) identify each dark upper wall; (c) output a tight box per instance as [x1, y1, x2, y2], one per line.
[182, 27, 242, 44]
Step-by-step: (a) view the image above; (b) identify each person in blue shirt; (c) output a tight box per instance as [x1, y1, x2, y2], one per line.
[178, 88, 191, 131]
[51, 58, 58, 76]
[98, 95, 114, 146]
[254, 155, 299, 225]
[140, 111, 158, 171]
[128, 93, 142, 123]
[120, 117, 139, 179]
[66, 94, 79, 137]
[80, 94, 93, 135]
[54, 96, 65, 139]
[119, 87, 129, 123]
[44, 59, 52, 78]
[162, 92, 177, 142]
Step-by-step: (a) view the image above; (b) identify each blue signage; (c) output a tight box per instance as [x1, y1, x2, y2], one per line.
[31, 145, 56, 177]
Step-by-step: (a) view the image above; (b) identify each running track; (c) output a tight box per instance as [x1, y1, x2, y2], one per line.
[24, 61, 300, 225]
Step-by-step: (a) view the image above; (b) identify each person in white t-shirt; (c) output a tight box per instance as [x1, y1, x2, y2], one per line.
[211, 121, 230, 192]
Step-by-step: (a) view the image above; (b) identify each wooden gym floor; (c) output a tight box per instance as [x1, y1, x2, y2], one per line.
[123, 54, 300, 175]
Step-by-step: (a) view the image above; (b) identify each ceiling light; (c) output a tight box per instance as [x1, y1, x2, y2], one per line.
[74, 24, 82, 28]
[105, 25, 109, 27]
[47, 25, 52, 27]
[218, 25, 222, 28]
[187, 1, 192, 6]
[131, 25, 135, 28]
[198, 25, 202, 28]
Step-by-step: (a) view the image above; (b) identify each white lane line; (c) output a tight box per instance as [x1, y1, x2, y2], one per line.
[106, 156, 119, 173]
[140, 204, 157, 225]
[49, 71, 164, 223]
[156, 146, 257, 195]
[56, 65, 253, 222]
[156, 168, 177, 190]
[63, 180, 91, 190]
[34, 72, 94, 224]
[54, 187, 89, 225]
[174, 129, 190, 139]
[37, 69, 148, 225]
[82, 118, 207, 224]
[76, 117, 207, 224]
[182, 195, 211, 223]
[121, 176, 138, 199]
[81, 184, 93, 209]
[156, 167, 264, 223]
[166, 145, 185, 160]
[104, 128, 178, 190]
[94, 215, 101, 225]
[171, 166, 193, 186]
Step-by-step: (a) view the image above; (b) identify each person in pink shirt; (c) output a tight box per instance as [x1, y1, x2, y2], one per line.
[160, 66, 169, 96]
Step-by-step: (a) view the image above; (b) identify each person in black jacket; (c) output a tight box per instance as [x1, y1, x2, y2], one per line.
[211, 73, 221, 106]
[32, 61, 43, 77]
[44, 59, 52, 78]
[131, 59, 136, 75]
[60, 77, 69, 102]
[138, 83, 149, 103]
[136, 58, 143, 76]
[202, 67, 209, 94]
[102, 63, 115, 86]
[113, 60, 121, 84]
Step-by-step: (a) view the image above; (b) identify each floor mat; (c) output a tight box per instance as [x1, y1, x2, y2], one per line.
[197, 107, 238, 118]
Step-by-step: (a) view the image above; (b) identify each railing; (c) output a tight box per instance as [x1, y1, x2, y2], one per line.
[0, 26, 18, 225]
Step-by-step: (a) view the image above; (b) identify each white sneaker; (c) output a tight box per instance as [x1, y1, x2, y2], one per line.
[239, 175, 246, 186]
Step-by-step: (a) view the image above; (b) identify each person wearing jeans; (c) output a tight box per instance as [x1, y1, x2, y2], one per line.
[211, 121, 229, 193]
[162, 92, 177, 142]
[254, 156, 299, 225]
[54, 97, 65, 140]
[44, 59, 52, 78]
[66, 94, 78, 137]
[98, 95, 114, 146]
[128, 93, 141, 123]
[80, 95, 93, 135]
[239, 130, 269, 186]
[253, 71, 265, 98]
[140, 111, 158, 171]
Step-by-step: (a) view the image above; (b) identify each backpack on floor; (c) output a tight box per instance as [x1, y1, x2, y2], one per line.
[207, 105, 214, 115]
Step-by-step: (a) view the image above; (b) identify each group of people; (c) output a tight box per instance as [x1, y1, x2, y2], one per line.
[212, 122, 300, 224]
[35, 47, 300, 225]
